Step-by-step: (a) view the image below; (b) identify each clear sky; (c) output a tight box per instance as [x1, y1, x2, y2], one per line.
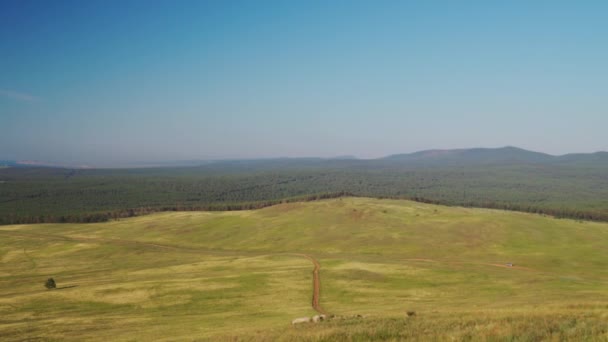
[1, 0, 607, 166]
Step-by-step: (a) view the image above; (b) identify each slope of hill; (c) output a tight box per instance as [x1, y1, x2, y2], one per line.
[383, 146, 555, 165]
[555, 151, 608, 164]
[1, 198, 607, 340]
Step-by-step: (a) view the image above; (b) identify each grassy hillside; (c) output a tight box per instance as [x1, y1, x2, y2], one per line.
[1, 198, 608, 340]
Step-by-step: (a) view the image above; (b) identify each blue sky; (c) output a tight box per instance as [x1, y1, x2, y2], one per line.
[1, 0, 607, 166]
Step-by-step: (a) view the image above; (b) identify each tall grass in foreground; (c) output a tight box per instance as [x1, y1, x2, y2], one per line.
[220, 310, 608, 341]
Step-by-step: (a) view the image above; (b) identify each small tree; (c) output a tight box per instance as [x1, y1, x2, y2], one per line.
[45, 278, 56, 290]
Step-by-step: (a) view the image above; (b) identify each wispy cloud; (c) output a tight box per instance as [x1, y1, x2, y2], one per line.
[0, 89, 39, 102]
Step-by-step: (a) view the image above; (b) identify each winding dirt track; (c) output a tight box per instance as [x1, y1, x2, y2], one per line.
[290, 253, 326, 315]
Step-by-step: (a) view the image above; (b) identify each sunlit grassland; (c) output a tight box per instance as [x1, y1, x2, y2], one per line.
[1, 198, 608, 340]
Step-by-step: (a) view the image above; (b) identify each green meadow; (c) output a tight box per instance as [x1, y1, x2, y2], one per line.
[1, 198, 608, 341]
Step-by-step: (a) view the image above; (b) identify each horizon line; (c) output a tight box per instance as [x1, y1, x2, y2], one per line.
[3, 146, 608, 169]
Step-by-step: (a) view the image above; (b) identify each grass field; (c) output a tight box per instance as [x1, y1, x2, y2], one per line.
[1, 198, 608, 341]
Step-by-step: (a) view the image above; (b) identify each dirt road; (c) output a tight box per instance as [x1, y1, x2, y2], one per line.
[290, 253, 326, 315]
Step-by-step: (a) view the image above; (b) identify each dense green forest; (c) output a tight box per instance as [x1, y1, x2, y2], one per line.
[2, 147, 608, 224]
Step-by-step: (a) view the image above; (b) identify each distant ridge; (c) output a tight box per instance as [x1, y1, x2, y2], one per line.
[3, 147, 607, 169]
[383, 146, 554, 165]
[382, 146, 608, 165]
[329, 155, 358, 160]
[555, 151, 608, 163]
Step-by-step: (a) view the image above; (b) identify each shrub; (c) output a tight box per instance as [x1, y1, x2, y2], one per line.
[44, 278, 56, 289]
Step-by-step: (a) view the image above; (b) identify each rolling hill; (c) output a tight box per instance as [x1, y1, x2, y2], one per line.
[1, 198, 607, 340]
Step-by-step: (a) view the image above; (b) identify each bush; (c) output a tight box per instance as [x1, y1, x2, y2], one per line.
[45, 278, 56, 289]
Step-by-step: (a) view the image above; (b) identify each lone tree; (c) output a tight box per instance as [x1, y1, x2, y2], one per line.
[44, 278, 56, 290]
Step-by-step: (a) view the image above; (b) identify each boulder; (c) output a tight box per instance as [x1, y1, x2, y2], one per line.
[292, 317, 311, 325]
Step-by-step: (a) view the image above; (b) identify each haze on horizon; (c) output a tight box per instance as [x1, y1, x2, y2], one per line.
[1, 1, 607, 167]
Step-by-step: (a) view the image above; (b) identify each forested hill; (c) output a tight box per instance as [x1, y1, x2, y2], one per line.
[383, 146, 555, 165]
[383, 146, 608, 166]
[1, 147, 608, 224]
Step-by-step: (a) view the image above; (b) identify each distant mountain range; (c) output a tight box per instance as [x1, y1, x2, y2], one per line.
[2, 147, 608, 169]
[383, 146, 552, 164]
[382, 146, 608, 165]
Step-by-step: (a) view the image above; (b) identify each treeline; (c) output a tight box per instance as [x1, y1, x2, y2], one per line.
[2, 162, 608, 225]
[460, 201, 608, 222]
[0, 192, 352, 225]
[375, 196, 608, 222]
[3, 191, 608, 225]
